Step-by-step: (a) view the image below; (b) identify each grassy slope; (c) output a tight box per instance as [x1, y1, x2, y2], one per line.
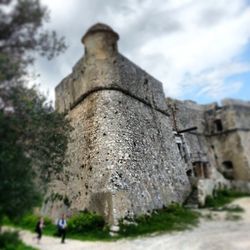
[205, 189, 250, 209]
[4, 204, 200, 241]
[119, 204, 199, 238]
[5, 190, 250, 241]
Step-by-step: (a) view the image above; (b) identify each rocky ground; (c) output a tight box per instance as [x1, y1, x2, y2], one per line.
[17, 197, 250, 250]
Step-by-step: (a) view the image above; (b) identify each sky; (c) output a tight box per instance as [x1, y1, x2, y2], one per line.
[35, 0, 250, 104]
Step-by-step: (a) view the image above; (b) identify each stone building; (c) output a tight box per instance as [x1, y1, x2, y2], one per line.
[166, 98, 250, 206]
[166, 98, 250, 182]
[42, 23, 250, 224]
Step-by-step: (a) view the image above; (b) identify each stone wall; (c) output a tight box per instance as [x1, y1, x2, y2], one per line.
[166, 98, 219, 179]
[166, 98, 250, 181]
[65, 90, 190, 223]
[44, 24, 191, 224]
[205, 99, 250, 180]
[44, 23, 250, 224]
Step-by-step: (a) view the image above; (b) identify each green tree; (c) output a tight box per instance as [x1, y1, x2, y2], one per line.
[7, 86, 71, 182]
[0, 0, 70, 224]
[0, 109, 40, 222]
[0, 0, 66, 86]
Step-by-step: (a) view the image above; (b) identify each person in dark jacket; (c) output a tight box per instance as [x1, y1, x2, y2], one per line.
[35, 217, 44, 244]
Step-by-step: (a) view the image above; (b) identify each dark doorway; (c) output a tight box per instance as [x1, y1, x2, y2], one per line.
[186, 169, 192, 177]
[214, 119, 223, 132]
[221, 161, 234, 179]
[223, 161, 233, 170]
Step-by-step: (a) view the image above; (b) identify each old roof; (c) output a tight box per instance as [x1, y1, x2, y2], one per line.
[82, 23, 119, 42]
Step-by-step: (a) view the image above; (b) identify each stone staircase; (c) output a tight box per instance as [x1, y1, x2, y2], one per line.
[184, 188, 199, 209]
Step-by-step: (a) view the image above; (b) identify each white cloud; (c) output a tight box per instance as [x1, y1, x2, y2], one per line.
[37, 0, 250, 103]
[129, 0, 250, 98]
[182, 62, 250, 99]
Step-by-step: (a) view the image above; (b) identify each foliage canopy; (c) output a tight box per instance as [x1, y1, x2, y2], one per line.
[0, 0, 70, 224]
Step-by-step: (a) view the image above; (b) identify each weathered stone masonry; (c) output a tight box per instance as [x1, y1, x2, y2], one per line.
[166, 98, 250, 205]
[166, 98, 250, 182]
[43, 24, 191, 224]
[43, 23, 250, 223]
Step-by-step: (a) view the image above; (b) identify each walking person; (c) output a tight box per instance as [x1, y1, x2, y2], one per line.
[57, 214, 67, 243]
[35, 217, 44, 244]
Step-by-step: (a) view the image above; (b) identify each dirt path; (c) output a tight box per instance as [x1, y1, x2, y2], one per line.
[17, 197, 250, 250]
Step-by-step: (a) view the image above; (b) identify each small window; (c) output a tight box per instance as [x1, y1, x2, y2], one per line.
[214, 119, 223, 132]
[186, 169, 192, 177]
[222, 161, 233, 170]
[177, 143, 181, 152]
[221, 161, 234, 180]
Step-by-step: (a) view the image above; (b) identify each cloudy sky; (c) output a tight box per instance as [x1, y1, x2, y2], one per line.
[36, 0, 250, 104]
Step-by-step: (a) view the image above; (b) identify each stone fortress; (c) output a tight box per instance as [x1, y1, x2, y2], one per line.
[42, 23, 250, 225]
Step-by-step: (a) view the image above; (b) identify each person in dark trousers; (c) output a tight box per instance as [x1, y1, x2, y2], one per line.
[35, 217, 44, 244]
[57, 214, 67, 243]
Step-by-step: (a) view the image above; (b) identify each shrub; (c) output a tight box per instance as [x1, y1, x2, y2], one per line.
[18, 214, 39, 229]
[0, 231, 36, 250]
[15, 214, 54, 235]
[0, 231, 20, 248]
[12, 214, 57, 237]
[205, 189, 250, 208]
[222, 205, 244, 213]
[67, 211, 105, 234]
[5, 212, 109, 240]
[119, 204, 199, 237]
